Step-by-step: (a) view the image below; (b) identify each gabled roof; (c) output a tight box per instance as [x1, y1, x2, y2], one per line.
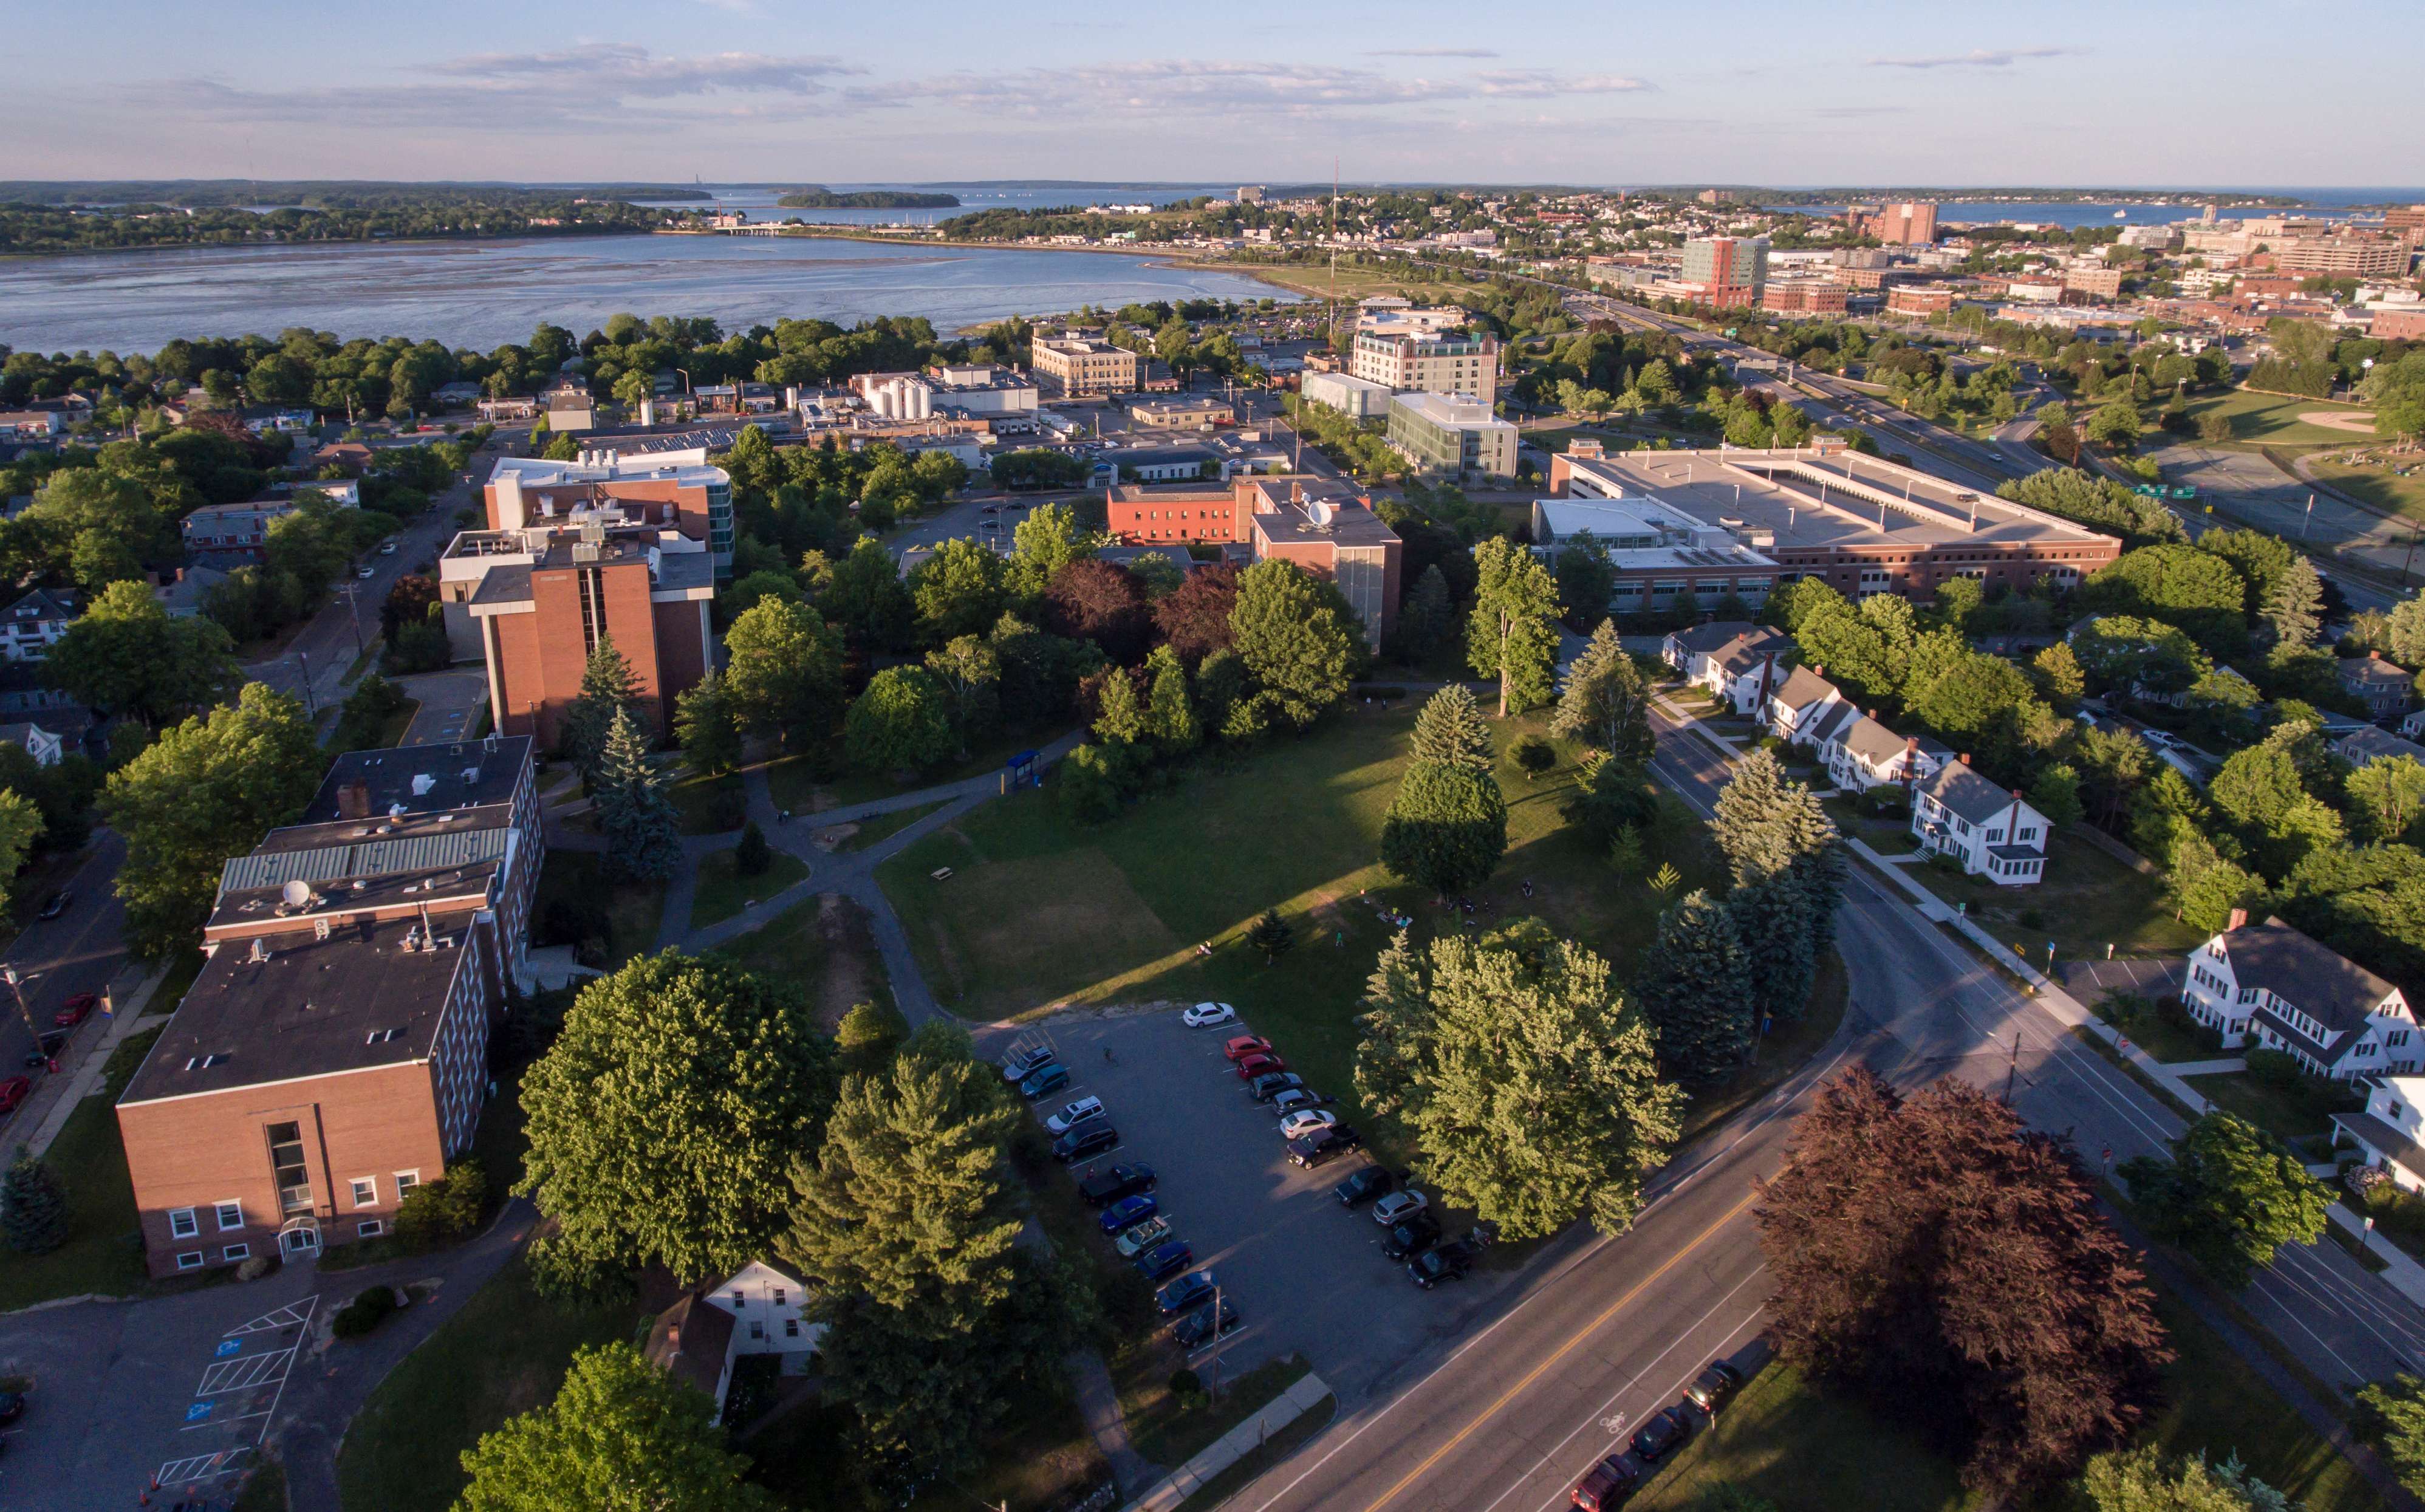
[1917, 761, 2030, 826]
[2334, 726, 2425, 769]
[1708, 629, 1794, 677]
[1769, 665, 1841, 715]
[2, 587, 75, 623]
[644, 1291, 735, 1400]
[2341, 655, 2412, 688]
[1802, 700, 1857, 747]
[1667, 620, 1762, 656]
[1839, 715, 1912, 767]
[2220, 917, 2402, 1045]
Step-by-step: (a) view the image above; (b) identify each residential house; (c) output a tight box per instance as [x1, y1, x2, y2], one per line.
[1820, 712, 1951, 794]
[156, 565, 231, 620]
[2340, 651, 2415, 719]
[239, 406, 319, 437]
[1661, 623, 1793, 714]
[2334, 1076, 2425, 1190]
[0, 722, 64, 767]
[2183, 911, 2420, 1079]
[2335, 725, 2425, 770]
[643, 1259, 823, 1416]
[0, 588, 76, 662]
[1910, 759, 2048, 884]
[1763, 665, 1848, 745]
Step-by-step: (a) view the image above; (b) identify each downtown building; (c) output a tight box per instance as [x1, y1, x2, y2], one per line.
[1678, 238, 1769, 309]
[1349, 328, 1500, 406]
[115, 736, 543, 1276]
[1032, 335, 1142, 399]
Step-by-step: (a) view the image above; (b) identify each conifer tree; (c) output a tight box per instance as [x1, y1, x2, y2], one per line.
[1635, 889, 1754, 1079]
[592, 706, 680, 883]
[1142, 646, 1198, 752]
[2261, 558, 2325, 650]
[672, 672, 742, 779]
[1409, 684, 1495, 772]
[0, 1146, 67, 1254]
[1247, 908, 1295, 963]
[1468, 537, 1561, 716]
[1551, 619, 1655, 761]
[1394, 564, 1455, 666]
[559, 634, 642, 781]
[1381, 762, 1508, 898]
[1728, 873, 1818, 1027]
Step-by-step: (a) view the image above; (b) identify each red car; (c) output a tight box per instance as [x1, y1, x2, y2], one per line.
[0, 1076, 30, 1114]
[1235, 1052, 1287, 1080]
[53, 992, 97, 1028]
[1223, 1036, 1274, 1062]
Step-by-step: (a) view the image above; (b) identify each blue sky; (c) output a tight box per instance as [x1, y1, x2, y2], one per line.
[7, 0, 2416, 188]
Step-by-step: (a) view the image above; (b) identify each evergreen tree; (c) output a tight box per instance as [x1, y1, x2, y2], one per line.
[559, 635, 643, 781]
[1381, 761, 1510, 897]
[2076, 1444, 2297, 1511]
[1092, 668, 1148, 744]
[1468, 536, 1561, 716]
[1635, 890, 1754, 1079]
[1354, 929, 1428, 1119]
[834, 1000, 909, 1075]
[1728, 874, 1818, 1029]
[1247, 908, 1295, 963]
[733, 820, 771, 877]
[1550, 619, 1655, 761]
[2260, 558, 2325, 650]
[1409, 685, 1495, 772]
[0, 1146, 67, 1254]
[672, 672, 742, 779]
[2031, 641, 2087, 704]
[1392, 563, 1455, 666]
[1709, 750, 1846, 957]
[1142, 646, 1198, 752]
[592, 706, 680, 883]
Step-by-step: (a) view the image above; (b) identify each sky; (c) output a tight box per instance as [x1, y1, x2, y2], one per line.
[5, 0, 2416, 190]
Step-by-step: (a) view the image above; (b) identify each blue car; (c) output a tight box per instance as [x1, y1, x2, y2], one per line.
[1019, 1062, 1069, 1100]
[1099, 1194, 1158, 1234]
[1155, 1270, 1217, 1316]
[1135, 1239, 1194, 1282]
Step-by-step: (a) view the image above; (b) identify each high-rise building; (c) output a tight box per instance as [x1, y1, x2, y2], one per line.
[1350, 329, 1499, 406]
[1867, 202, 1938, 245]
[481, 447, 733, 577]
[1680, 238, 1769, 309]
[2274, 233, 2413, 278]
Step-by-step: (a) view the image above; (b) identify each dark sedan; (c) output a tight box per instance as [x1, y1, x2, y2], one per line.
[1155, 1270, 1217, 1316]
[1379, 1214, 1440, 1261]
[1135, 1239, 1194, 1282]
[1333, 1165, 1397, 1207]
[1288, 1126, 1361, 1169]
[1248, 1071, 1304, 1103]
[1629, 1406, 1694, 1463]
[1170, 1298, 1242, 1350]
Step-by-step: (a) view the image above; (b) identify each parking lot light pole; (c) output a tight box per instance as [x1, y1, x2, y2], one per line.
[1206, 1281, 1225, 1402]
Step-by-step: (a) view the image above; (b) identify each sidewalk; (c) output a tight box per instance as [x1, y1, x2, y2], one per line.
[15, 958, 174, 1160]
[1124, 1372, 1333, 1512]
[2331, 1205, 2425, 1312]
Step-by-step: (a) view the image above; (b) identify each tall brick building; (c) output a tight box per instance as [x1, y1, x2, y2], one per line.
[482, 447, 734, 578]
[1103, 475, 1401, 645]
[116, 737, 542, 1276]
[1680, 238, 1768, 308]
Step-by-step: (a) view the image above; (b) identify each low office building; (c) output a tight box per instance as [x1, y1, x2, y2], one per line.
[2186, 911, 2420, 1078]
[1130, 395, 1235, 430]
[481, 446, 734, 579]
[1351, 329, 1499, 406]
[1762, 280, 1849, 315]
[1103, 476, 1400, 645]
[1301, 371, 1393, 420]
[1385, 392, 1517, 479]
[1033, 335, 1141, 399]
[1910, 759, 2048, 885]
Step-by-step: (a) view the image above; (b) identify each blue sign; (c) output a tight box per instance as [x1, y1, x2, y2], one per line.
[185, 1401, 214, 1423]
[216, 1339, 241, 1357]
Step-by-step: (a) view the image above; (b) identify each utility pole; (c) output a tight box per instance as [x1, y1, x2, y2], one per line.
[2003, 1030, 2022, 1104]
[295, 649, 316, 716]
[1, 966, 41, 1045]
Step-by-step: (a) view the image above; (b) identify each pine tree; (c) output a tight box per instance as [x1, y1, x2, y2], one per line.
[559, 635, 642, 781]
[1608, 825, 1647, 878]
[2261, 558, 2324, 650]
[1247, 908, 1295, 963]
[673, 671, 742, 778]
[1728, 873, 1818, 1026]
[1142, 646, 1198, 753]
[1394, 564, 1455, 667]
[0, 1146, 67, 1254]
[592, 706, 680, 883]
[1409, 685, 1494, 772]
[1353, 930, 1428, 1118]
[1635, 890, 1754, 1079]
[1550, 619, 1654, 761]
[1468, 538, 1561, 716]
[1092, 669, 1148, 744]
[734, 820, 772, 877]
[1380, 761, 1510, 897]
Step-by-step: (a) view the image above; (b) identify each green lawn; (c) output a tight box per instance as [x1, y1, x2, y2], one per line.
[2195, 1071, 2356, 1157]
[1128, 1356, 1312, 1476]
[1822, 795, 1918, 855]
[0, 1026, 162, 1310]
[744, 1378, 1106, 1512]
[2180, 388, 2377, 450]
[533, 849, 666, 968]
[765, 727, 1059, 817]
[832, 801, 949, 853]
[2107, 1008, 2223, 1066]
[1897, 829, 2205, 965]
[334, 1254, 641, 1512]
[2308, 455, 2425, 524]
[2142, 1290, 2385, 1512]
[669, 771, 747, 835]
[708, 892, 894, 1032]
[689, 849, 812, 930]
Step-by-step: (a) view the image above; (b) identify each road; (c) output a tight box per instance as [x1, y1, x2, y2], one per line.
[1223, 706, 2425, 1512]
[0, 833, 137, 1145]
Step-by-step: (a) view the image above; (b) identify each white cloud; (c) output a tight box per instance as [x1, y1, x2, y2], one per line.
[1364, 47, 1500, 58]
[1867, 46, 2084, 70]
[425, 44, 860, 98]
[1473, 70, 1649, 97]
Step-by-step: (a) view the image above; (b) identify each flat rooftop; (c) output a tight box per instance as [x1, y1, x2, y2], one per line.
[1253, 496, 1399, 548]
[210, 856, 503, 932]
[486, 449, 725, 489]
[1559, 448, 2114, 553]
[304, 737, 532, 823]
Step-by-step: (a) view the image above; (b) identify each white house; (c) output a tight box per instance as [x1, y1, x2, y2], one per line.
[1763, 665, 1848, 745]
[1910, 760, 2048, 884]
[0, 722, 64, 767]
[1661, 620, 1762, 674]
[1820, 711, 1951, 794]
[2335, 1076, 2425, 1191]
[2181, 911, 2420, 1079]
[2334, 725, 2425, 770]
[643, 1259, 824, 1417]
[0, 589, 75, 662]
[1663, 623, 1794, 715]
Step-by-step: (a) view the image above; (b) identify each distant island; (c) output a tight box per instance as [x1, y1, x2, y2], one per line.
[777, 187, 962, 209]
[0, 180, 711, 208]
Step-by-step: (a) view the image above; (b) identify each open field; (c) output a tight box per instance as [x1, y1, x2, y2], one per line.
[709, 892, 892, 1031]
[2181, 389, 2377, 450]
[690, 847, 811, 929]
[2307, 454, 2425, 524]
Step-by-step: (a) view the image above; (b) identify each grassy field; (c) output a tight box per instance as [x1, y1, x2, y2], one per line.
[2180, 389, 2378, 450]
[533, 849, 665, 968]
[2308, 454, 2425, 523]
[689, 849, 811, 931]
[0, 1025, 162, 1310]
[1127, 1355, 1312, 1476]
[2194, 1070, 2356, 1156]
[765, 728, 1055, 817]
[1895, 829, 2205, 965]
[709, 892, 893, 1032]
[669, 771, 746, 835]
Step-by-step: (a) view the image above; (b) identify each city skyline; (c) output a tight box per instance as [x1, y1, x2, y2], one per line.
[5, 0, 2418, 188]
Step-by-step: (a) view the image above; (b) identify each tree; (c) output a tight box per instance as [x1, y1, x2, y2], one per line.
[558, 635, 643, 779]
[517, 953, 836, 1287]
[672, 672, 742, 778]
[733, 820, 772, 877]
[0, 791, 40, 920]
[1352, 922, 1681, 1237]
[2349, 754, 2425, 844]
[1757, 1070, 2167, 1493]
[1382, 761, 1510, 898]
[722, 598, 845, 745]
[1151, 560, 1240, 666]
[2357, 1374, 2425, 1496]
[846, 667, 956, 775]
[1635, 891, 1754, 1078]
[818, 538, 914, 650]
[0, 1146, 68, 1254]
[2198, 411, 2237, 445]
[2078, 546, 2249, 660]
[1411, 683, 1494, 772]
[1007, 501, 1097, 600]
[2260, 558, 2324, 650]
[1468, 536, 1560, 717]
[835, 999, 909, 1074]
[1092, 667, 1148, 744]
[1551, 620, 1655, 762]
[101, 683, 321, 958]
[923, 635, 1002, 754]
[1042, 558, 1153, 665]
[2076, 1446, 2299, 1512]
[1142, 646, 1198, 752]
[42, 579, 236, 728]
[1553, 538, 1616, 629]
[1511, 733, 1556, 781]
[2032, 641, 2088, 703]
[456, 1343, 773, 1512]
[1708, 750, 1845, 966]
[1230, 560, 1358, 729]
[590, 707, 681, 883]
[2087, 397, 2144, 450]
[1247, 908, 1295, 963]
[2118, 1112, 2328, 1288]
[909, 536, 1007, 644]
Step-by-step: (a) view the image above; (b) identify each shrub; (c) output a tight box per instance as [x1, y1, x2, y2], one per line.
[707, 785, 750, 833]
[2243, 1046, 2304, 1090]
[1511, 733, 1556, 781]
[331, 1284, 402, 1339]
[235, 1254, 276, 1282]
[733, 821, 772, 877]
[394, 1161, 487, 1251]
[1168, 1367, 1207, 1412]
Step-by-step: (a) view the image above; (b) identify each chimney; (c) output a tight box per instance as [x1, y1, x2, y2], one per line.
[337, 779, 372, 820]
[2373, 649, 2384, 660]
[2226, 906, 2248, 932]
[1291, 480, 1304, 505]
[1958, 753, 1971, 765]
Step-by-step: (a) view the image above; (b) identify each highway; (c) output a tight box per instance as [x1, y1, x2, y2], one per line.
[1224, 705, 2425, 1512]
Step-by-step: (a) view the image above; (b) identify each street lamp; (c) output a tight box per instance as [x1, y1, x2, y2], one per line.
[2, 965, 42, 1045]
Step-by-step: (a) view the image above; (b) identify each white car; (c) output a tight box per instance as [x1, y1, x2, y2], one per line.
[1279, 1109, 1337, 1141]
[1372, 1190, 1431, 1226]
[1045, 1095, 1106, 1136]
[380, 539, 398, 555]
[1182, 1002, 1237, 1028]
[356, 566, 375, 579]
[2141, 730, 2186, 751]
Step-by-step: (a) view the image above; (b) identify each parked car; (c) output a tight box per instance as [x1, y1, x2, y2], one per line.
[1629, 1406, 1694, 1463]
[1380, 1214, 1441, 1261]
[1333, 1166, 1397, 1208]
[1279, 1109, 1338, 1140]
[356, 566, 375, 580]
[1079, 1164, 1157, 1206]
[1685, 1361, 1744, 1415]
[1135, 1239, 1194, 1282]
[1407, 1240, 1475, 1288]
[1098, 1194, 1158, 1234]
[53, 993, 97, 1028]
[1155, 1271, 1218, 1316]
[1183, 1002, 1238, 1028]
[34, 891, 69, 920]
[1000, 1045, 1057, 1083]
[1170, 1299, 1242, 1350]
[1290, 1126, 1361, 1169]
[1267, 1087, 1333, 1120]
[1045, 1095, 1106, 1135]
[380, 539, 398, 555]
[1234, 1052, 1287, 1080]
[1111, 1214, 1174, 1259]
[1020, 1063, 1071, 1100]
[1248, 1072, 1304, 1103]
[22, 1030, 67, 1070]
[0, 1076, 29, 1115]
[1054, 1123, 1118, 1163]
[1223, 1035, 1274, 1062]
[1569, 1452, 1644, 1511]
[1372, 1190, 1430, 1226]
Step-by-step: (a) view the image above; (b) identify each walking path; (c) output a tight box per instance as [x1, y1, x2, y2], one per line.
[1124, 1372, 1335, 1512]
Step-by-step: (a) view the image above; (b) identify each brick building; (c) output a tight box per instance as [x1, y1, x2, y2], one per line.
[482, 447, 734, 578]
[2373, 308, 2425, 341]
[1032, 335, 1141, 399]
[1349, 329, 1500, 406]
[1680, 237, 1768, 308]
[1858, 203, 1938, 245]
[115, 737, 541, 1276]
[1887, 286, 1959, 317]
[1761, 280, 1850, 315]
[1102, 476, 1401, 645]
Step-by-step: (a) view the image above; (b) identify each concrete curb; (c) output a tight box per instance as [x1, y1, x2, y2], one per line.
[1123, 1372, 1333, 1512]
[17, 959, 175, 1162]
[2331, 1205, 2425, 1310]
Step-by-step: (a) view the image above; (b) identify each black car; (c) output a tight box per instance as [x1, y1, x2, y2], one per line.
[21, 1030, 67, 1070]
[1569, 1451, 1644, 1511]
[1248, 1071, 1305, 1103]
[34, 891, 67, 921]
[1685, 1361, 1744, 1415]
[1333, 1165, 1397, 1207]
[1170, 1298, 1243, 1350]
[1078, 1163, 1158, 1206]
[1629, 1406, 1693, 1463]
[1379, 1213, 1440, 1261]
[1407, 1237, 1482, 1288]
[1053, 1124, 1119, 1163]
[1288, 1125, 1361, 1169]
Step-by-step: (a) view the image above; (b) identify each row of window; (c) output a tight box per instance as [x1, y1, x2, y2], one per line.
[173, 1218, 385, 1271]
[166, 1170, 418, 1237]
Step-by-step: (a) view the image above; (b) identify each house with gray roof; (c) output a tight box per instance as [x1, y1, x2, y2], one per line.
[2340, 651, 2415, 719]
[1821, 711, 1952, 794]
[2335, 1076, 2425, 1191]
[1910, 759, 2048, 884]
[2183, 912, 2418, 1079]
[1763, 665, 1846, 745]
[1667, 624, 1794, 714]
[2333, 725, 2425, 771]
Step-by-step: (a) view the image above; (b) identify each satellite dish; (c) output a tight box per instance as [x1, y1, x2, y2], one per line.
[282, 880, 314, 908]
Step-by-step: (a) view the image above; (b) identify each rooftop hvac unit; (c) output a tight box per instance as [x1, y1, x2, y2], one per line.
[410, 774, 436, 796]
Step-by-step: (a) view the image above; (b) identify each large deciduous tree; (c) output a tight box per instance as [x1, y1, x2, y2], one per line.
[2358, 1374, 2425, 1496]
[1380, 761, 1508, 898]
[845, 667, 956, 775]
[1042, 558, 1152, 665]
[1756, 1070, 2168, 1494]
[1151, 559, 1240, 666]
[721, 597, 844, 745]
[908, 536, 1007, 644]
[43, 579, 236, 729]
[456, 1343, 773, 1512]
[1467, 536, 1560, 717]
[2118, 1112, 2329, 1288]
[1229, 559, 1358, 730]
[1550, 619, 1655, 762]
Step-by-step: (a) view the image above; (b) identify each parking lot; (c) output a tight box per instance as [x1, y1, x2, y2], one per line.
[982, 1007, 1531, 1401]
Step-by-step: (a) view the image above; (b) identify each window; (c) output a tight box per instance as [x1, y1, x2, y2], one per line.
[731, 1290, 746, 1307]
[214, 1200, 244, 1232]
[267, 1122, 312, 1219]
[223, 1243, 250, 1262]
[358, 1219, 385, 1239]
[176, 1251, 204, 1271]
[750, 1321, 765, 1340]
[2395, 1101, 2409, 1118]
[169, 1208, 199, 1239]
[350, 1178, 377, 1208]
[394, 1171, 420, 1197]
[773, 1288, 787, 1307]
[785, 1318, 801, 1338]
